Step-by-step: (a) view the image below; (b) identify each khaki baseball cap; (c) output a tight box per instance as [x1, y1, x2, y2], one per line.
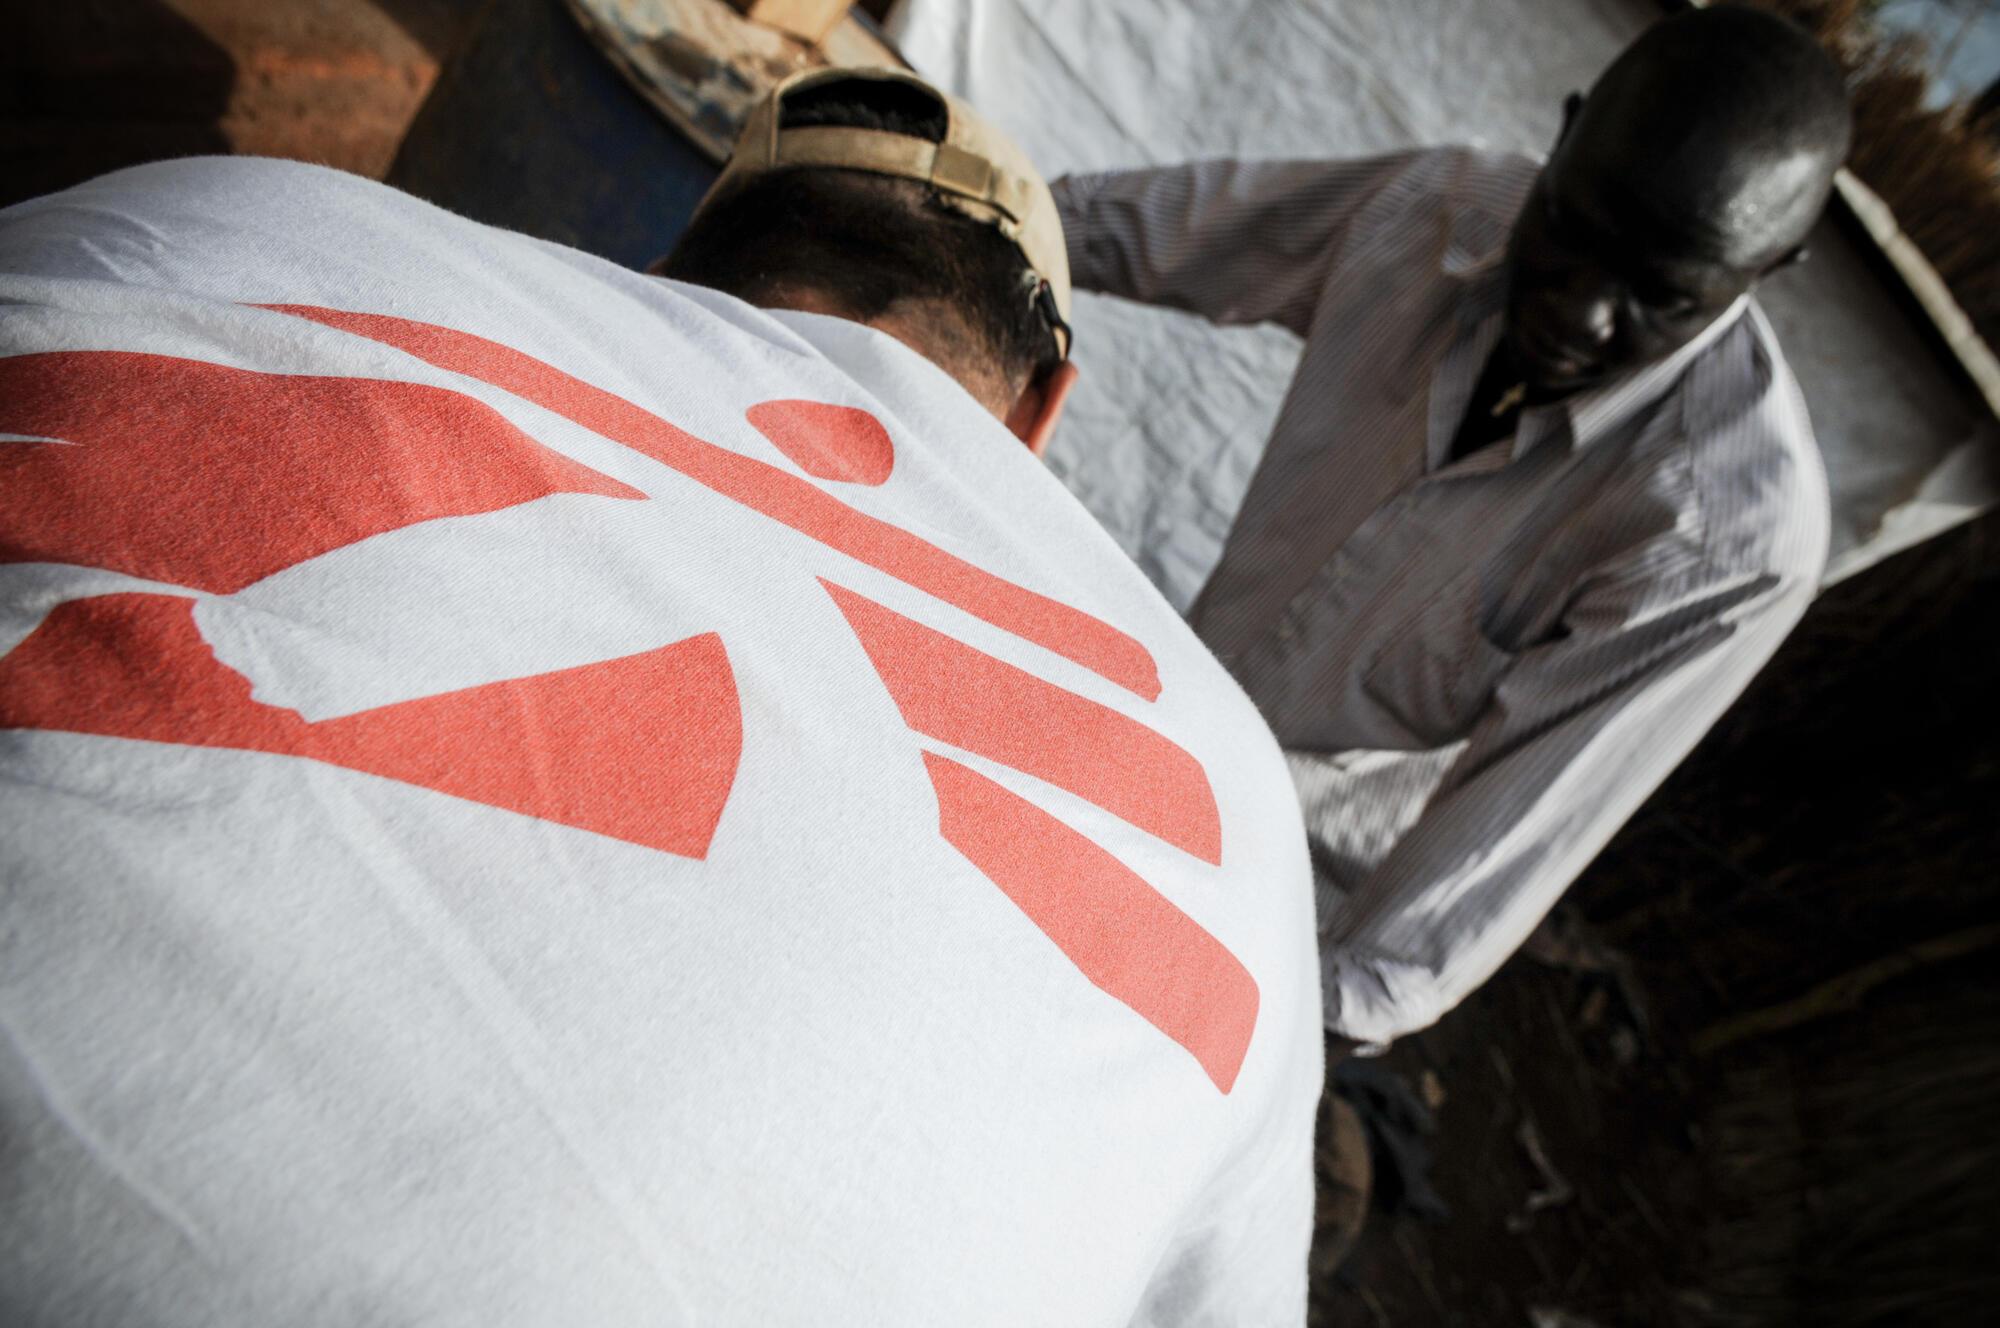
[704, 66, 1072, 358]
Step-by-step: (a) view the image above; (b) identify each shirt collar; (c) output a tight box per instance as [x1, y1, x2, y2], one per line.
[1424, 259, 1510, 471]
[1524, 295, 1751, 460]
[1433, 237, 1754, 466]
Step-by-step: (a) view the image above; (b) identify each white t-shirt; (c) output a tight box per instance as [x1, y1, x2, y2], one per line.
[0, 158, 1320, 1328]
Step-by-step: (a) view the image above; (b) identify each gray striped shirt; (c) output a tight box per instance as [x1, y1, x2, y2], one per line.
[1053, 149, 1830, 1047]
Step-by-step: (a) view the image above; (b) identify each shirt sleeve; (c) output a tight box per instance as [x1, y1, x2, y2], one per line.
[1051, 153, 1426, 337]
[1318, 549, 1820, 1048]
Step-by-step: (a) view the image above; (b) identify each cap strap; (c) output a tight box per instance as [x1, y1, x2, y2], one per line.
[772, 126, 1027, 227]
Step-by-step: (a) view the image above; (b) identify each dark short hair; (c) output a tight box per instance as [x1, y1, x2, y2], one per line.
[658, 82, 1062, 390]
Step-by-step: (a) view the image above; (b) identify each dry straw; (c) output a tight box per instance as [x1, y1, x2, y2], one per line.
[1753, 0, 2000, 349]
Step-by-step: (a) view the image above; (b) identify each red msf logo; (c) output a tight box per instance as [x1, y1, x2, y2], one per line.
[0, 308, 1258, 1092]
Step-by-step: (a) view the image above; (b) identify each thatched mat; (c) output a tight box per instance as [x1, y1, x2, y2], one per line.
[1312, 512, 2000, 1325]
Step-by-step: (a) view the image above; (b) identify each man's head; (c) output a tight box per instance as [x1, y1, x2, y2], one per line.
[656, 70, 1077, 454]
[1504, 4, 1851, 395]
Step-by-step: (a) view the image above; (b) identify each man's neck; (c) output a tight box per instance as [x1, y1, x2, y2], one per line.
[753, 287, 1014, 421]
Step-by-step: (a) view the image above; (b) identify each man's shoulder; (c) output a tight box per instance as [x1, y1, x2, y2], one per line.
[3, 156, 389, 226]
[1335, 146, 1536, 266]
[1425, 144, 1542, 182]
[1672, 303, 1831, 579]
[1405, 144, 1541, 216]
[0, 156, 531, 300]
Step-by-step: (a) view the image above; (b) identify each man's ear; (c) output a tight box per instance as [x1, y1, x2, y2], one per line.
[1005, 360, 1080, 459]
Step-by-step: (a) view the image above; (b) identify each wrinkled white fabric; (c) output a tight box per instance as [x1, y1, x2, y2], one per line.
[0, 158, 1320, 1328]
